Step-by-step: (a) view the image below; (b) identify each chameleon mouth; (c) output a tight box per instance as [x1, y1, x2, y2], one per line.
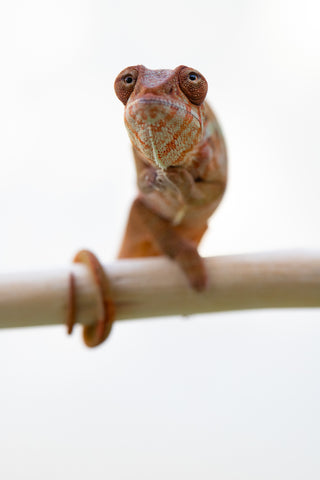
[129, 96, 201, 124]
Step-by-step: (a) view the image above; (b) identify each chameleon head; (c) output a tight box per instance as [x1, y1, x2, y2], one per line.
[114, 65, 208, 169]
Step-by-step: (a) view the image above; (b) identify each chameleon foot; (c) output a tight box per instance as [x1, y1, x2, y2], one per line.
[174, 246, 208, 292]
[67, 250, 115, 347]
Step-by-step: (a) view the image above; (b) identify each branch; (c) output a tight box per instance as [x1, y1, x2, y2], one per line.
[0, 251, 319, 330]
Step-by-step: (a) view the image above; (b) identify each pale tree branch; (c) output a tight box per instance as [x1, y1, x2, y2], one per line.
[0, 251, 319, 330]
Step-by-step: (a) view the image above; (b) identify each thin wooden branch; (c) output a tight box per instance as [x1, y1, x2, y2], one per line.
[0, 251, 319, 330]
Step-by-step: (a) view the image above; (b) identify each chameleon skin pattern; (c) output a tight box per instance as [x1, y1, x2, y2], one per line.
[122, 67, 205, 169]
[125, 95, 203, 169]
[114, 65, 227, 291]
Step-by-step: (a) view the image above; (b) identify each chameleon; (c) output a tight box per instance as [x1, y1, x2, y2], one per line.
[115, 65, 227, 291]
[68, 65, 227, 347]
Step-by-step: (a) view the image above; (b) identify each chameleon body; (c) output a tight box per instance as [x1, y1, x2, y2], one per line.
[115, 65, 227, 291]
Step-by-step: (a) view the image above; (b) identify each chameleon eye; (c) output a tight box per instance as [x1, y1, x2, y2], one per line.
[188, 72, 198, 81]
[124, 75, 133, 84]
[114, 67, 139, 105]
[178, 67, 208, 106]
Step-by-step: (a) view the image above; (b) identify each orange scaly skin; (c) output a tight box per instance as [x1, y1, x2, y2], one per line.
[115, 65, 227, 291]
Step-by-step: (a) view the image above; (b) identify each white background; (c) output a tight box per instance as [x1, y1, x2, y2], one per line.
[0, 0, 320, 478]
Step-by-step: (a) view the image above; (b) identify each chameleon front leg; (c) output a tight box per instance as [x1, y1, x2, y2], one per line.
[164, 167, 226, 207]
[135, 149, 225, 209]
[118, 198, 207, 291]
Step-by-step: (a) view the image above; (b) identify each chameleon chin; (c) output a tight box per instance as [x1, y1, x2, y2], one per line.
[69, 65, 227, 346]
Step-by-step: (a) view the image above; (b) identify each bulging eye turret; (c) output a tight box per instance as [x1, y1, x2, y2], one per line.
[114, 67, 139, 105]
[178, 67, 208, 106]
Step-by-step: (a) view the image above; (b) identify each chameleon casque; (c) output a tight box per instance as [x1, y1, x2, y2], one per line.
[69, 65, 227, 347]
[116, 65, 227, 290]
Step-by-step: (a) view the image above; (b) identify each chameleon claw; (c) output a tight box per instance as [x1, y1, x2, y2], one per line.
[67, 250, 115, 347]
